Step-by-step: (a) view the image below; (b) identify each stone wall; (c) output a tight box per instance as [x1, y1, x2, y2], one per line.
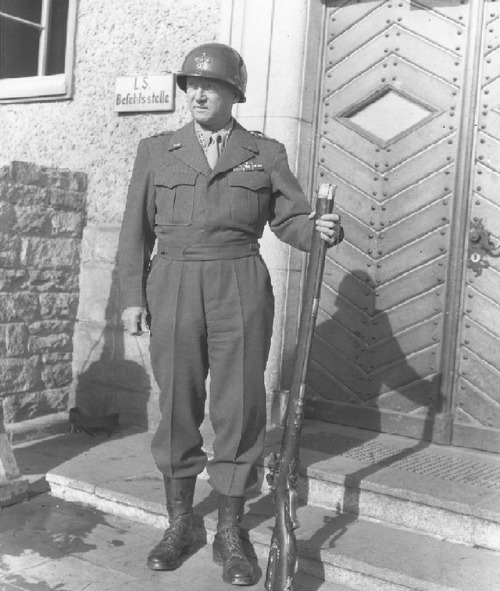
[0, 162, 87, 427]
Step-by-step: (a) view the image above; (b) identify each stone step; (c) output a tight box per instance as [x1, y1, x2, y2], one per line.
[47, 458, 500, 591]
[257, 420, 500, 552]
[35, 428, 500, 591]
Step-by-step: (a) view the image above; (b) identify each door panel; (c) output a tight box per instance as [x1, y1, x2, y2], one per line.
[451, 3, 500, 451]
[304, 0, 500, 451]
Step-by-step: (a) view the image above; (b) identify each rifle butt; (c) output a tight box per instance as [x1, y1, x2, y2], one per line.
[265, 525, 297, 591]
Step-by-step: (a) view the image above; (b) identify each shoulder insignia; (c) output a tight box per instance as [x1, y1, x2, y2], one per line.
[250, 130, 278, 142]
[149, 130, 172, 139]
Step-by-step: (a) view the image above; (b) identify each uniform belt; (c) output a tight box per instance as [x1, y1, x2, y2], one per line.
[157, 242, 260, 261]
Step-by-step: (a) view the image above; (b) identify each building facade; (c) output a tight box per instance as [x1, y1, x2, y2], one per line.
[1, 0, 499, 454]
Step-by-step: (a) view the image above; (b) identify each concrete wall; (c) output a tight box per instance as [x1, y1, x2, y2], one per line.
[0, 0, 318, 431]
[0, 0, 223, 430]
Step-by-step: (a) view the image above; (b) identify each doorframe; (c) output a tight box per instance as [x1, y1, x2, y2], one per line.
[279, 0, 330, 389]
[440, 0, 487, 443]
[219, 0, 328, 392]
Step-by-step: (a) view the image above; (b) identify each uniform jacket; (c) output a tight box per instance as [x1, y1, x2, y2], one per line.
[118, 120, 314, 310]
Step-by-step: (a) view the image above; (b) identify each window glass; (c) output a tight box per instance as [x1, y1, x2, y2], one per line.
[0, 0, 42, 23]
[47, 0, 68, 75]
[0, 17, 40, 79]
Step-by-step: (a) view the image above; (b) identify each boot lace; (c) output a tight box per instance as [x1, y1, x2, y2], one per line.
[221, 524, 245, 559]
[159, 518, 189, 551]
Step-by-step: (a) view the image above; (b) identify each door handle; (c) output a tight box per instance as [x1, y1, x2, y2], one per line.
[468, 218, 500, 277]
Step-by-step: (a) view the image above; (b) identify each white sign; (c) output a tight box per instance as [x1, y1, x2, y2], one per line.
[115, 75, 175, 113]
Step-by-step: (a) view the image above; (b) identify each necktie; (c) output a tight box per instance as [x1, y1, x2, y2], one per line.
[206, 133, 222, 169]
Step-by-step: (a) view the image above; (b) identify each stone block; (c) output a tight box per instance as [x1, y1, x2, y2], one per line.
[28, 320, 74, 335]
[41, 363, 73, 389]
[0, 357, 39, 395]
[2, 388, 69, 423]
[0, 324, 29, 356]
[0, 326, 7, 356]
[4, 183, 48, 207]
[20, 236, 80, 268]
[10, 162, 46, 186]
[13, 204, 51, 235]
[11, 162, 87, 192]
[28, 332, 72, 354]
[55, 170, 87, 192]
[48, 187, 87, 211]
[0, 233, 21, 267]
[0, 201, 15, 230]
[0, 269, 28, 291]
[0, 181, 9, 200]
[0, 409, 20, 479]
[50, 211, 86, 237]
[42, 352, 73, 363]
[28, 269, 79, 292]
[0, 164, 10, 181]
[0, 293, 39, 322]
[39, 292, 79, 319]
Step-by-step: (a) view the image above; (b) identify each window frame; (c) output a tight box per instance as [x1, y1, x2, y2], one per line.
[0, 0, 78, 103]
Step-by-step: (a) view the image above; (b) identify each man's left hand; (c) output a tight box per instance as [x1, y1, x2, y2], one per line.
[311, 212, 344, 247]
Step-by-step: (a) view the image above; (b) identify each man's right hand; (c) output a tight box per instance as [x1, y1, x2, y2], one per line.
[121, 306, 149, 335]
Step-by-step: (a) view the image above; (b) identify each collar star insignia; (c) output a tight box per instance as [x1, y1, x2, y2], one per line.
[195, 52, 212, 71]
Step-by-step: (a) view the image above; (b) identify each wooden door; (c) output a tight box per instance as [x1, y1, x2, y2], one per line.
[304, 0, 500, 452]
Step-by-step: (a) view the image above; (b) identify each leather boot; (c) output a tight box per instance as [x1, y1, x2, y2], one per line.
[147, 476, 197, 570]
[213, 495, 254, 586]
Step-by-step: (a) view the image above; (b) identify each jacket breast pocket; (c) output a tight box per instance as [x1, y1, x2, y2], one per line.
[229, 173, 270, 225]
[155, 170, 197, 226]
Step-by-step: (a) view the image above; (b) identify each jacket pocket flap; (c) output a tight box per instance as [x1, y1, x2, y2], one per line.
[155, 170, 198, 188]
[229, 173, 268, 192]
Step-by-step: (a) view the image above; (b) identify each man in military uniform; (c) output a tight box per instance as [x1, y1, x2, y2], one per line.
[118, 43, 343, 586]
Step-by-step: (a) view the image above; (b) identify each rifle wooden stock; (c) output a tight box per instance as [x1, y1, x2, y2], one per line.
[265, 184, 336, 591]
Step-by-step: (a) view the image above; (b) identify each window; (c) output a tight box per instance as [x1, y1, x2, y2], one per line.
[0, 0, 77, 101]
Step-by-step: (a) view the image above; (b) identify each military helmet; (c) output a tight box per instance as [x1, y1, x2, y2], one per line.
[176, 43, 247, 103]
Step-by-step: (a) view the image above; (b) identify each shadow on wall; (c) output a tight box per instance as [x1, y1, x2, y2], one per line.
[72, 253, 153, 432]
[305, 268, 442, 437]
[302, 269, 441, 590]
[245, 269, 442, 589]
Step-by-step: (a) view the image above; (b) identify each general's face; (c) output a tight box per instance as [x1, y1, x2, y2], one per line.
[186, 76, 239, 131]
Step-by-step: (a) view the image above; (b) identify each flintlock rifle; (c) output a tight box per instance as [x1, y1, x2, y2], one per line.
[265, 183, 336, 591]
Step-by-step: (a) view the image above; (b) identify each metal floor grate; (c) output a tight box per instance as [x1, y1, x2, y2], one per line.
[300, 432, 500, 490]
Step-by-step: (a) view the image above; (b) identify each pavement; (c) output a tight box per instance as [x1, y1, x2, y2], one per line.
[1, 490, 338, 591]
[0, 426, 347, 591]
[2, 421, 500, 591]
